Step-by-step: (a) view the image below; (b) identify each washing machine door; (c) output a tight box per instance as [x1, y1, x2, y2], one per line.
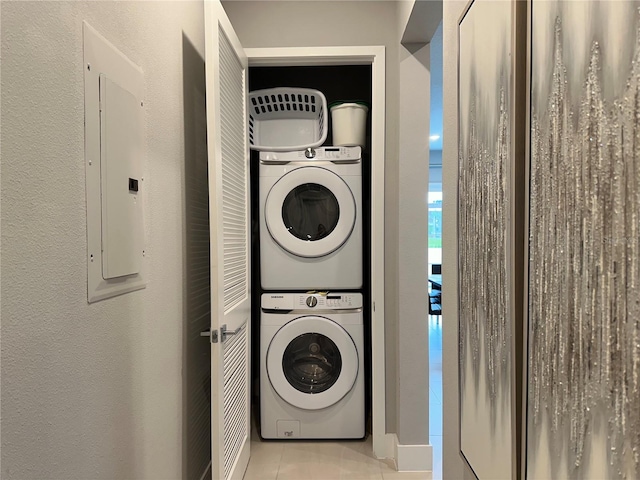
[265, 166, 356, 258]
[267, 316, 359, 410]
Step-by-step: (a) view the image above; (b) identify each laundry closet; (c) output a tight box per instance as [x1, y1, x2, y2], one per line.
[248, 64, 373, 442]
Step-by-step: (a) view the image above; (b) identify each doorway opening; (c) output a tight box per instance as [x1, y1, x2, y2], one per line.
[245, 46, 388, 461]
[428, 20, 444, 480]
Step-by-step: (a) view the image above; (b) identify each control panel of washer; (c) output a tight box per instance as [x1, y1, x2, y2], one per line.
[298, 293, 362, 309]
[262, 293, 363, 310]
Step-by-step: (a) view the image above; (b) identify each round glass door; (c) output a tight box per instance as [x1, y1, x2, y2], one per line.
[265, 167, 356, 258]
[282, 333, 342, 394]
[267, 316, 358, 410]
[282, 184, 340, 242]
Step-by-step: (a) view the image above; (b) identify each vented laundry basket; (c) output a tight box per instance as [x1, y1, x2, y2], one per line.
[248, 88, 328, 152]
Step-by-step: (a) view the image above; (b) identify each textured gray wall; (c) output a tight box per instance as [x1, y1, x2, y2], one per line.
[1, 2, 204, 478]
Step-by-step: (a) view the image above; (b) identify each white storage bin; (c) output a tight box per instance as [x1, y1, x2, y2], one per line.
[248, 88, 328, 151]
[330, 102, 369, 148]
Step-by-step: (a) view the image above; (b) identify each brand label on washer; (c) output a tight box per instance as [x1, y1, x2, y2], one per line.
[262, 294, 294, 310]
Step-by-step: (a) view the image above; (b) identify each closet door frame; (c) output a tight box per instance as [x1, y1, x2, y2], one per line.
[245, 46, 389, 461]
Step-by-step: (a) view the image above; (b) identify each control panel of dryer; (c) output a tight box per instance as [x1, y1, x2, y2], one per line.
[259, 146, 361, 163]
[262, 292, 363, 310]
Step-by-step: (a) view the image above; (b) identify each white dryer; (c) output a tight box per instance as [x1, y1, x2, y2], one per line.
[260, 292, 364, 439]
[259, 147, 362, 290]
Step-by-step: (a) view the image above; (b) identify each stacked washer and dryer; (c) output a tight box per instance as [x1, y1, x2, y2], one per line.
[253, 88, 367, 440]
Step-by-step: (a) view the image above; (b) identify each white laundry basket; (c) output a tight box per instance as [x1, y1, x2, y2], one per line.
[329, 102, 369, 148]
[248, 88, 328, 151]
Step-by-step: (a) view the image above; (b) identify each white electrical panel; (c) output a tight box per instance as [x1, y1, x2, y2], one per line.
[84, 22, 146, 303]
[99, 75, 143, 279]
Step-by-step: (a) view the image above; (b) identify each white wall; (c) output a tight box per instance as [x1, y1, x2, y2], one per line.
[398, 42, 430, 447]
[1, 2, 204, 478]
[221, 0, 403, 437]
[442, 1, 479, 479]
[397, 0, 442, 452]
[398, 0, 417, 41]
[400, 0, 443, 44]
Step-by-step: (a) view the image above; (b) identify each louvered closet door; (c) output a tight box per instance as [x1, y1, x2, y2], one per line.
[204, 2, 251, 479]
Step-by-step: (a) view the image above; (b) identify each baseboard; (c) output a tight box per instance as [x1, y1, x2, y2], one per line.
[385, 433, 399, 463]
[391, 434, 433, 472]
[373, 432, 395, 460]
[377, 433, 398, 462]
[334, 431, 435, 472]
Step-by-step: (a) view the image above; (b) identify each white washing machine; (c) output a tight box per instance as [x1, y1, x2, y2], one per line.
[260, 292, 365, 439]
[259, 147, 362, 290]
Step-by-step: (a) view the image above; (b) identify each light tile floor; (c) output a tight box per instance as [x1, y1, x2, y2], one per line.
[243, 316, 444, 480]
[243, 434, 432, 480]
[429, 314, 443, 480]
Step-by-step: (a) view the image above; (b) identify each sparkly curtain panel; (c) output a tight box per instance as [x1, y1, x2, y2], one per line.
[527, 1, 640, 479]
[458, 1, 513, 478]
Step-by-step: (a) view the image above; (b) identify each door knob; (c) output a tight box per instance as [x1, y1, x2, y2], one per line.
[220, 324, 242, 339]
[200, 324, 243, 343]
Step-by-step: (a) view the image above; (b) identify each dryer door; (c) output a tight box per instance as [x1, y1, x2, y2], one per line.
[267, 316, 359, 410]
[265, 166, 356, 258]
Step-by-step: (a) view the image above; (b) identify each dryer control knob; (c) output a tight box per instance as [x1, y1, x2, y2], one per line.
[305, 147, 316, 159]
[306, 296, 318, 307]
